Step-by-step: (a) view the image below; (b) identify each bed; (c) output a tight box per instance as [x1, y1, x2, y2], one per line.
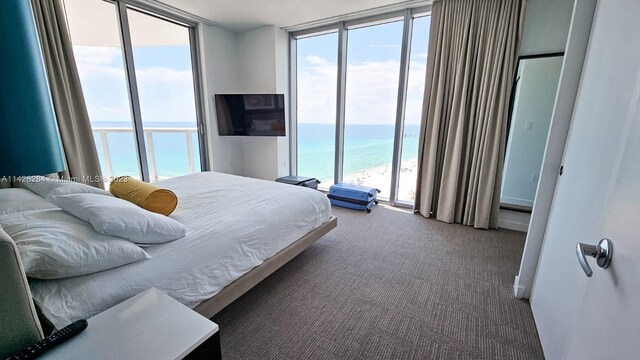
[5, 172, 336, 329]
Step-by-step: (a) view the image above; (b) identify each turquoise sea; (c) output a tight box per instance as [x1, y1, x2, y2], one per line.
[298, 123, 420, 182]
[92, 121, 420, 181]
[92, 121, 200, 178]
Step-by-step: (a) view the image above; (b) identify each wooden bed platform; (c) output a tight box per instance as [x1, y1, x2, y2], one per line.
[194, 216, 338, 318]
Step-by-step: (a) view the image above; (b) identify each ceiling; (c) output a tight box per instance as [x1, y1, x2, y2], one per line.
[65, 0, 191, 46]
[155, 0, 420, 32]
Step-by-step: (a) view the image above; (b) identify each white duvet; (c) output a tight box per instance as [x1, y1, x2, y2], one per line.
[30, 172, 332, 328]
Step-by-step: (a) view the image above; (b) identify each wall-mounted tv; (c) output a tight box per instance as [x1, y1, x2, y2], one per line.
[214, 94, 285, 136]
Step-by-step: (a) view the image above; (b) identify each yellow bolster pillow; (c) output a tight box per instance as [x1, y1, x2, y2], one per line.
[109, 176, 178, 216]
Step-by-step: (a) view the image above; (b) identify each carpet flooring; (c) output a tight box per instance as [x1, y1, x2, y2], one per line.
[212, 205, 544, 360]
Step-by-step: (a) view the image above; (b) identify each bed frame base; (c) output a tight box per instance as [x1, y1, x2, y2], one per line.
[194, 216, 337, 319]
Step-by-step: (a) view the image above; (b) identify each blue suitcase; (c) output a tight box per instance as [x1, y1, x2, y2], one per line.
[327, 183, 380, 213]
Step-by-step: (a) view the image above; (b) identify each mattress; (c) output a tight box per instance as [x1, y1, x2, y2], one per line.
[29, 172, 332, 328]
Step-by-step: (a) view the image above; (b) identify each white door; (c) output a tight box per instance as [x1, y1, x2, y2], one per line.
[566, 67, 640, 359]
[529, 1, 640, 359]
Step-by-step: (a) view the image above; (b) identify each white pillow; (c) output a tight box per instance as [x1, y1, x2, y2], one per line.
[49, 193, 187, 244]
[46, 183, 111, 197]
[0, 188, 56, 215]
[19, 176, 110, 198]
[0, 209, 150, 279]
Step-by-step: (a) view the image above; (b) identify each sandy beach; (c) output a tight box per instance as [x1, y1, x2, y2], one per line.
[322, 159, 418, 201]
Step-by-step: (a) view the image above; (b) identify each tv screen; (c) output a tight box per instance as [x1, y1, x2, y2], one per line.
[215, 94, 285, 136]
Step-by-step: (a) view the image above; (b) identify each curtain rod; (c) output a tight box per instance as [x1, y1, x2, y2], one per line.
[282, 0, 432, 32]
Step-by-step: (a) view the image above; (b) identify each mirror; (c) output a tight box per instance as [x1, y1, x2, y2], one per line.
[501, 54, 564, 211]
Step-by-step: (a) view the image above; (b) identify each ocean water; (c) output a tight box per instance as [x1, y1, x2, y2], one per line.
[298, 123, 421, 182]
[91, 121, 420, 181]
[92, 121, 200, 178]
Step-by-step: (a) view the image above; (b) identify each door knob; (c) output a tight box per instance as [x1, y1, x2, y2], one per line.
[576, 238, 613, 277]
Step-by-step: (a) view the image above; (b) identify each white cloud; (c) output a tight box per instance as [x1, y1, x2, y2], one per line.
[74, 46, 121, 66]
[136, 67, 197, 123]
[405, 60, 427, 124]
[297, 56, 426, 125]
[306, 55, 328, 66]
[73, 45, 427, 127]
[297, 59, 338, 125]
[73, 46, 125, 79]
[72, 45, 196, 124]
[345, 60, 401, 124]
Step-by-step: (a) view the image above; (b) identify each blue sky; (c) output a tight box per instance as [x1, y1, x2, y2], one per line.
[74, 16, 430, 127]
[133, 46, 193, 69]
[297, 16, 430, 125]
[74, 44, 197, 125]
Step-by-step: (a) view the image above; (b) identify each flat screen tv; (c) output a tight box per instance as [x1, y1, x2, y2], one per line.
[215, 94, 285, 136]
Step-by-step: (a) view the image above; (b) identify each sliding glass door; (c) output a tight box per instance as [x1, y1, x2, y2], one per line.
[292, 10, 431, 205]
[64, 0, 141, 179]
[64, 0, 207, 185]
[126, 8, 201, 182]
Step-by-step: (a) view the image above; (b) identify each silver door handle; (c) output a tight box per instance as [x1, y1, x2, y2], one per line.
[576, 238, 613, 277]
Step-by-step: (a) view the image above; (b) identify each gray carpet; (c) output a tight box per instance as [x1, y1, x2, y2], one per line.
[212, 205, 544, 360]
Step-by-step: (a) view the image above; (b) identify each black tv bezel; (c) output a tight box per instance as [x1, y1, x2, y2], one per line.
[214, 94, 286, 137]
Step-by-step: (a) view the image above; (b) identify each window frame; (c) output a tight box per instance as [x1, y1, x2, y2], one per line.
[75, 0, 210, 182]
[289, 6, 431, 207]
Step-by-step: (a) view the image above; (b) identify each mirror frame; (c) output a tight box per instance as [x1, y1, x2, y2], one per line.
[501, 52, 565, 213]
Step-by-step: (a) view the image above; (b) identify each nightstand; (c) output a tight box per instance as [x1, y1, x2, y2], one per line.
[39, 288, 221, 360]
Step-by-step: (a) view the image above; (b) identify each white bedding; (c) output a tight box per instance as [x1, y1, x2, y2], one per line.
[29, 172, 332, 328]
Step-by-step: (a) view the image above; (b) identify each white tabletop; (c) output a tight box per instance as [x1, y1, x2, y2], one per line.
[40, 288, 218, 360]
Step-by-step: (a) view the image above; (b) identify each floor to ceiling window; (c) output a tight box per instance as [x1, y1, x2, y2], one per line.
[64, 0, 140, 179]
[126, 8, 201, 182]
[64, 0, 207, 185]
[295, 32, 338, 189]
[343, 20, 404, 199]
[397, 15, 430, 203]
[291, 9, 430, 205]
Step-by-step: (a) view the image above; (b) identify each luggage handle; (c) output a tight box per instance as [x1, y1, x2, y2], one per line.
[295, 178, 320, 186]
[327, 194, 372, 206]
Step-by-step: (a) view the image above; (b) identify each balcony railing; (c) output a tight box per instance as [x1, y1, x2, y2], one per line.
[92, 127, 198, 182]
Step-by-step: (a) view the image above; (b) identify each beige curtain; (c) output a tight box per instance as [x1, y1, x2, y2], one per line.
[414, 0, 526, 229]
[31, 0, 104, 188]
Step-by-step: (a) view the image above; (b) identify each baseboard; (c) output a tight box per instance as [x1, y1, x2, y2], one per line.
[501, 196, 534, 208]
[499, 219, 530, 232]
[498, 209, 531, 232]
[513, 275, 528, 298]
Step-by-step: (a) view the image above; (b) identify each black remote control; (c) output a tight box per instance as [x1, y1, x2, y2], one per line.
[7, 319, 88, 360]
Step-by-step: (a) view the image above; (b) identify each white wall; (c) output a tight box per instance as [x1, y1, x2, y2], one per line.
[237, 27, 278, 93]
[501, 56, 563, 208]
[198, 24, 245, 175]
[520, 0, 575, 56]
[199, 24, 289, 180]
[235, 26, 290, 180]
[236, 26, 278, 180]
[498, 0, 574, 232]
[274, 25, 291, 178]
